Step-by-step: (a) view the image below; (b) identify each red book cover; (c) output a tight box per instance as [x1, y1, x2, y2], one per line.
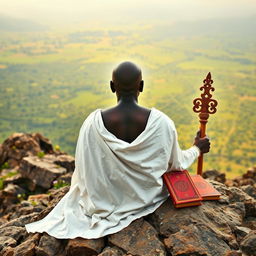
[163, 170, 202, 208]
[190, 174, 221, 200]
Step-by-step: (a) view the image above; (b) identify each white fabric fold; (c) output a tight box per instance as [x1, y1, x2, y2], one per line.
[25, 107, 199, 239]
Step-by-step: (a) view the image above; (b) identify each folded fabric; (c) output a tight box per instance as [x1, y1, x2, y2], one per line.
[25, 107, 199, 239]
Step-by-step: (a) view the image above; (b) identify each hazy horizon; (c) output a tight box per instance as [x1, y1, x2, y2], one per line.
[0, 0, 255, 28]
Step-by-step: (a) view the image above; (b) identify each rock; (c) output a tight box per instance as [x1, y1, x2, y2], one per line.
[225, 251, 243, 256]
[147, 197, 242, 241]
[32, 133, 54, 154]
[147, 182, 246, 250]
[3, 173, 27, 187]
[11, 233, 40, 256]
[20, 156, 66, 189]
[0, 133, 41, 168]
[6, 204, 45, 221]
[0, 167, 19, 178]
[236, 178, 255, 186]
[203, 169, 226, 183]
[54, 154, 75, 173]
[0, 217, 8, 226]
[0, 143, 6, 168]
[228, 187, 248, 204]
[1, 132, 256, 255]
[244, 201, 256, 218]
[57, 172, 72, 185]
[234, 226, 251, 243]
[1, 226, 27, 241]
[35, 233, 63, 256]
[47, 185, 70, 204]
[240, 231, 256, 256]
[29, 186, 69, 223]
[2, 183, 26, 197]
[147, 198, 191, 236]
[227, 187, 256, 217]
[225, 179, 239, 187]
[241, 185, 256, 199]
[65, 237, 105, 256]
[1, 246, 15, 256]
[0, 236, 17, 252]
[243, 217, 256, 230]
[0, 184, 26, 214]
[1, 199, 39, 221]
[164, 223, 232, 256]
[27, 194, 50, 206]
[0, 212, 38, 228]
[97, 246, 124, 256]
[1, 171, 36, 193]
[228, 202, 246, 219]
[243, 167, 256, 181]
[20, 200, 33, 207]
[109, 218, 166, 256]
[228, 167, 256, 187]
[0, 132, 58, 169]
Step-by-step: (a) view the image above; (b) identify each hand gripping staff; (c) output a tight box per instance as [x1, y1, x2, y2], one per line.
[193, 72, 218, 176]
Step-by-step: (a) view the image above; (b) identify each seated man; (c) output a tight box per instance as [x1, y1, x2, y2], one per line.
[25, 61, 210, 239]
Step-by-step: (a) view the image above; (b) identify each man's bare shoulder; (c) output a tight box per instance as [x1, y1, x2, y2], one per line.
[101, 106, 151, 121]
[101, 106, 152, 143]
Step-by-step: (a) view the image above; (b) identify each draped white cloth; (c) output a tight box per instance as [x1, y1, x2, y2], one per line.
[25, 107, 200, 239]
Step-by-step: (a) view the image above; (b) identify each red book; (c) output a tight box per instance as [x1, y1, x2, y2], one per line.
[163, 170, 202, 208]
[190, 174, 221, 200]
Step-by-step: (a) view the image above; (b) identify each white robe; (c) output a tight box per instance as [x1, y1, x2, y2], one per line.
[25, 107, 200, 239]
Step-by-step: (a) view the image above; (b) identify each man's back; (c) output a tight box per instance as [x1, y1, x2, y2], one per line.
[101, 105, 151, 143]
[25, 61, 210, 240]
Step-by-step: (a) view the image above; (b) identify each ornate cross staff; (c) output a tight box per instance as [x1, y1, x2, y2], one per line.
[193, 72, 218, 176]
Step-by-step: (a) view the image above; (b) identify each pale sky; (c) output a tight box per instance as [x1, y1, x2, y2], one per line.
[0, 0, 255, 26]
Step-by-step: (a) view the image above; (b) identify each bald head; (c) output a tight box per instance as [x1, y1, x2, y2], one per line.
[111, 61, 143, 95]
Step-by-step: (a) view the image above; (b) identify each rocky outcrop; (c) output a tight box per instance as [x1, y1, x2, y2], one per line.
[240, 231, 256, 256]
[0, 133, 74, 217]
[0, 177, 255, 256]
[203, 169, 227, 183]
[0, 133, 255, 256]
[66, 237, 105, 256]
[0, 133, 54, 168]
[203, 168, 256, 189]
[35, 233, 64, 256]
[108, 218, 166, 256]
[20, 156, 67, 189]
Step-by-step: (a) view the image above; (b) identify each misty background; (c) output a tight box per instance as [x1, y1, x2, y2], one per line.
[0, 0, 255, 28]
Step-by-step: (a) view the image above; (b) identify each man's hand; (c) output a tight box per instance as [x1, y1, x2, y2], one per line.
[194, 130, 210, 154]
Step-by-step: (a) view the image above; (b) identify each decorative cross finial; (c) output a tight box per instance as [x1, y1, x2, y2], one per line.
[193, 72, 218, 175]
[193, 72, 217, 115]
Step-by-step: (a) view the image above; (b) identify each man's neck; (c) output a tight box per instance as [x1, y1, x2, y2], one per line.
[117, 95, 139, 107]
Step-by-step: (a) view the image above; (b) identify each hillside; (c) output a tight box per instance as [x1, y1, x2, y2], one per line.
[0, 16, 255, 178]
[0, 14, 47, 32]
[0, 132, 256, 255]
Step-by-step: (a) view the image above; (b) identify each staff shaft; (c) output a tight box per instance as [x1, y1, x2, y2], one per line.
[193, 72, 217, 176]
[197, 115, 208, 175]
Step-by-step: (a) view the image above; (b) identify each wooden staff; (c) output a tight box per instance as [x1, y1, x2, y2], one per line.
[193, 72, 218, 176]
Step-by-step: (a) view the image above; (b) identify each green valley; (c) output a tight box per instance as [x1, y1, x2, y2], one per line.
[0, 17, 255, 178]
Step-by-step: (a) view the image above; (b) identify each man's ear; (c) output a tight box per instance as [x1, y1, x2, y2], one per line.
[139, 80, 144, 92]
[110, 81, 116, 93]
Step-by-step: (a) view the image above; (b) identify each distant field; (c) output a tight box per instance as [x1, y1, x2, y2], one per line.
[0, 19, 255, 178]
